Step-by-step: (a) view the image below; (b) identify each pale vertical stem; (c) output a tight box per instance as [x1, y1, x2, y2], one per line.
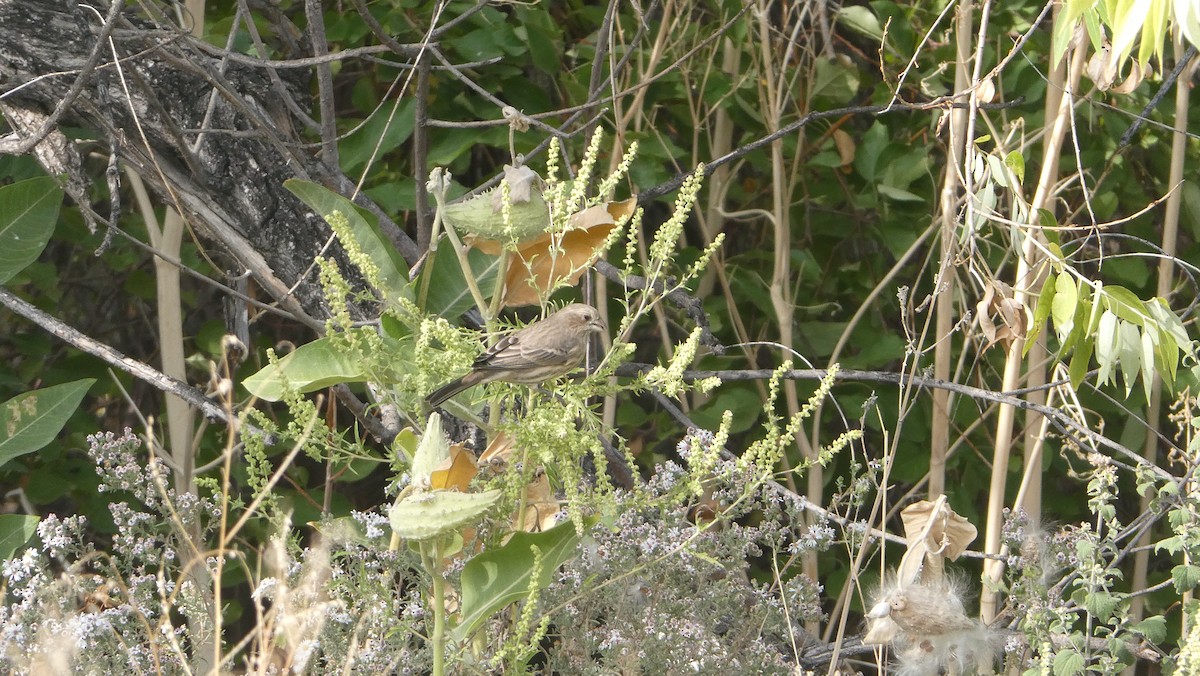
[753, 1, 816, 588]
[163, 5, 211, 673]
[980, 30, 1084, 623]
[683, 37, 740, 419]
[1016, 7, 1072, 528]
[1130, 36, 1189, 632]
[930, 0, 974, 498]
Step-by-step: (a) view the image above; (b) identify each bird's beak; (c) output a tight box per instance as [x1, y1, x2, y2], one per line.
[590, 317, 607, 333]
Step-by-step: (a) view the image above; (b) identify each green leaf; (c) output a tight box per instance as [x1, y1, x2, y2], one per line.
[387, 489, 501, 540]
[454, 520, 585, 642]
[1152, 325, 1179, 390]
[875, 184, 924, 202]
[1025, 267, 1056, 356]
[242, 337, 368, 401]
[1004, 150, 1025, 185]
[835, 6, 883, 41]
[0, 379, 94, 469]
[1131, 615, 1167, 643]
[810, 55, 859, 103]
[1117, 320, 1142, 396]
[986, 154, 1009, 189]
[1095, 310, 1118, 386]
[1038, 209, 1062, 246]
[1147, 298, 1192, 358]
[1051, 272, 1077, 343]
[0, 176, 63, 285]
[1082, 589, 1122, 621]
[1052, 0, 1094, 66]
[0, 514, 39, 562]
[420, 245, 500, 319]
[1053, 648, 1085, 676]
[1140, 329, 1156, 401]
[1101, 285, 1149, 325]
[285, 179, 411, 306]
[338, 101, 415, 173]
[392, 427, 419, 463]
[1172, 564, 1200, 593]
[412, 413, 449, 480]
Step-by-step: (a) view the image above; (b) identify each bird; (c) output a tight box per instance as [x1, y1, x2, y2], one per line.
[425, 303, 607, 407]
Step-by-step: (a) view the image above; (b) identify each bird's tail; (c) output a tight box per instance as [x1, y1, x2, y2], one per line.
[425, 370, 489, 407]
[425, 377, 468, 407]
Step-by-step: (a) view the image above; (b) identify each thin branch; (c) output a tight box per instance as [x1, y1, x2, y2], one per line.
[306, 0, 339, 168]
[0, 289, 262, 437]
[1119, 45, 1199, 148]
[639, 97, 1026, 203]
[614, 363, 1171, 481]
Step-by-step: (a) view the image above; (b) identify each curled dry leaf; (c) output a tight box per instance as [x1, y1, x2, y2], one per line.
[896, 497, 978, 586]
[976, 279, 1026, 351]
[832, 128, 855, 167]
[515, 469, 560, 533]
[430, 443, 479, 492]
[501, 196, 636, 307]
[479, 432, 514, 463]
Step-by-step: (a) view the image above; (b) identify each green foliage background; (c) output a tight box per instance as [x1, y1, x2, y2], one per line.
[3, 0, 1200, 671]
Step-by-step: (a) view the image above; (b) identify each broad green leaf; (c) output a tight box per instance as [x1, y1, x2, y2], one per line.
[454, 520, 584, 642]
[1172, 563, 1200, 593]
[875, 184, 924, 202]
[1053, 649, 1085, 676]
[0, 379, 94, 469]
[1095, 310, 1118, 386]
[0, 176, 63, 285]
[1117, 320, 1141, 396]
[1025, 268, 1056, 356]
[412, 413, 450, 481]
[985, 154, 1009, 189]
[1004, 150, 1025, 185]
[1111, 0, 1152, 66]
[810, 55, 860, 103]
[1051, 272, 1077, 343]
[420, 244, 500, 319]
[835, 5, 883, 41]
[1052, 0, 1094, 66]
[285, 179, 411, 306]
[0, 514, 39, 562]
[1045, 241, 1066, 266]
[1141, 329, 1156, 401]
[1153, 326, 1180, 389]
[1038, 209, 1062, 247]
[243, 337, 368, 401]
[1101, 285, 1148, 325]
[1082, 589, 1121, 621]
[1146, 298, 1192, 356]
[339, 100, 415, 173]
[392, 427, 419, 463]
[1132, 615, 1167, 643]
[387, 489, 501, 540]
[1069, 332, 1094, 389]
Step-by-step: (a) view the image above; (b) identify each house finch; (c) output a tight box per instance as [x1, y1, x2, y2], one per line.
[425, 303, 606, 407]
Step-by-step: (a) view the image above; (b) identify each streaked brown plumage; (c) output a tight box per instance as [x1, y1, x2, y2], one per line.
[425, 303, 606, 407]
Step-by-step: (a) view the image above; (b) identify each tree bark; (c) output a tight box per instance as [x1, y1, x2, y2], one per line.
[0, 0, 418, 325]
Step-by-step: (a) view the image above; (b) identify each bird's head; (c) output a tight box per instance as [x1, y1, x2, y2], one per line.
[559, 303, 607, 335]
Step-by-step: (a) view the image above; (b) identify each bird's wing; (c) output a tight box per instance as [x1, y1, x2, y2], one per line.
[478, 336, 573, 370]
